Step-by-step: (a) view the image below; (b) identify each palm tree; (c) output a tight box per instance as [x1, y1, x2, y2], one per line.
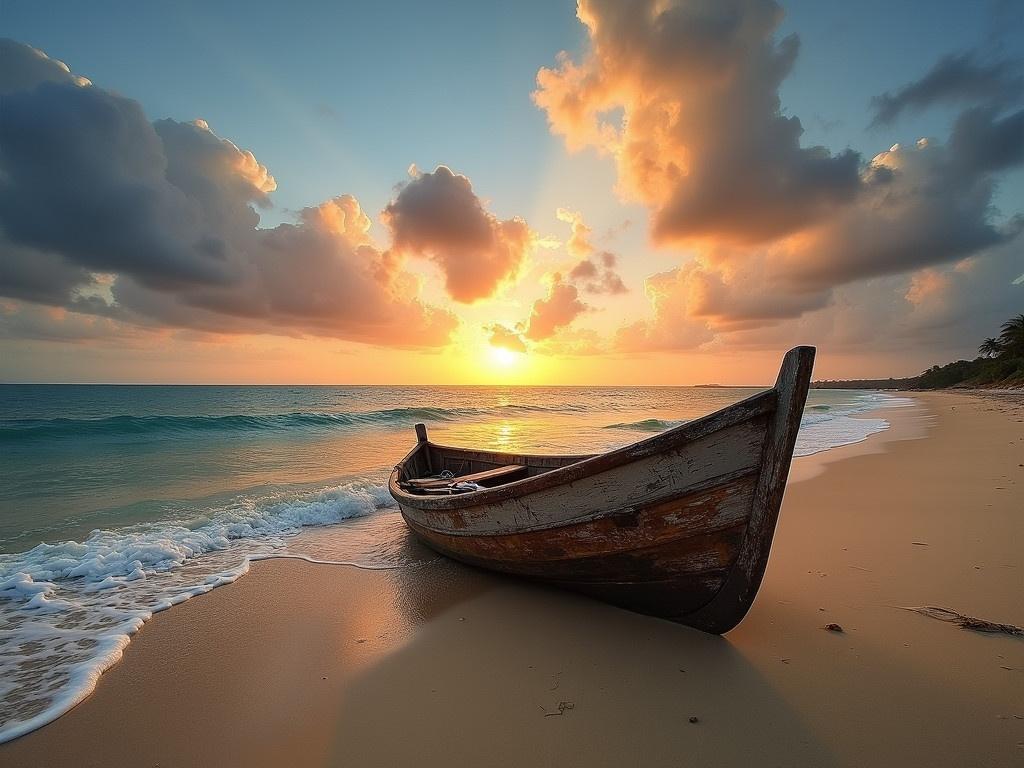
[998, 314, 1024, 356]
[978, 337, 1002, 358]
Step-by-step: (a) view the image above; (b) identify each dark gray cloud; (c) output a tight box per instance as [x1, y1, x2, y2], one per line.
[0, 38, 88, 94]
[0, 302, 132, 343]
[782, 119, 1024, 290]
[870, 52, 1024, 127]
[101, 195, 459, 346]
[0, 40, 457, 347]
[0, 240, 95, 306]
[0, 81, 232, 288]
[568, 252, 627, 294]
[948, 105, 1024, 174]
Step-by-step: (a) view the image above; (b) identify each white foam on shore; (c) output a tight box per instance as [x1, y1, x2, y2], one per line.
[0, 480, 396, 743]
[794, 392, 915, 457]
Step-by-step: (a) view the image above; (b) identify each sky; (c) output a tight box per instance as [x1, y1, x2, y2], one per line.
[0, 0, 1021, 384]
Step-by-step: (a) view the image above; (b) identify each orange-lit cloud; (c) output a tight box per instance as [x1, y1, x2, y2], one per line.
[614, 267, 714, 352]
[534, 0, 860, 246]
[487, 323, 528, 353]
[383, 165, 533, 303]
[3, 21, 1023, 382]
[534, 1, 1024, 355]
[555, 206, 595, 259]
[0, 40, 458, 348]
[524, 274, 588, 341]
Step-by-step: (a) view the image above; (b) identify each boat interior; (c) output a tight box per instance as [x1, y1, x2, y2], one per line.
[396, 440, 591, 495]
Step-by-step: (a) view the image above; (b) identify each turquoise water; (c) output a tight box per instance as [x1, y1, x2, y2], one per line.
[0, 383, 911, 740]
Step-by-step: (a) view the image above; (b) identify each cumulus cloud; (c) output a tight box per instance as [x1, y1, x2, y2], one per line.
[486, 323, 527, 353]
[556, 206, 595, 259]
[728, 233, 1024, 366]
[870, 52, 1024, 127]
[0, 300, 134, 344]
[615, 126, 1023, 347]
[0, 38, 90, 93]
[383, 166, 533, 303]
[568, 251, 628, 294]
[611, 238, 840, 352]
[99, 194, 458, 346]
[0, 79, 234, 289]
[535, 5, 1024, 355]
[0, 40, 456, 347]
[0, 240, 96, 307]
[534, 0, 861, 246]
[556, 208, 627, 294]
[616, 230, 1023, 365]
[778, 134, 1023, 289]
[524, 275, 588, 341]
[614, 268, 715, 352]
[894, 235, 1024, 350]
[476, 208, 625, 354]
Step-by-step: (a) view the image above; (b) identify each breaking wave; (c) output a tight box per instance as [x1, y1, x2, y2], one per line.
[0, 480, 397, 743]
[0, 403, 592, 442]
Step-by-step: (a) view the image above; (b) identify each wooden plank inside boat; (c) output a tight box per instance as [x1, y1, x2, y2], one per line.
[404, 464, 528, 489]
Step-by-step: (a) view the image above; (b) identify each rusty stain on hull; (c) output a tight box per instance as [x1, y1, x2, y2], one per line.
[389, 346, 816, 634]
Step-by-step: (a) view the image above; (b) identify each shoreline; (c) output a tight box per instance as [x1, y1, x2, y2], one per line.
[0, 387, 909, 742]
[3, 392, 1023, 766]
[788, 394, 930, 483]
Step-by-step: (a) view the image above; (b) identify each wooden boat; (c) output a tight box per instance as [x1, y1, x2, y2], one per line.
[389, 346, 815, 633]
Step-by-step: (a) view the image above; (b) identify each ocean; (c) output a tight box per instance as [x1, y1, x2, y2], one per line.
[0, 383, 912, 740]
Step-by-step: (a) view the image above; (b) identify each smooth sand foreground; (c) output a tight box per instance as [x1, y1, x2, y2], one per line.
[2, 393, 1022, 767]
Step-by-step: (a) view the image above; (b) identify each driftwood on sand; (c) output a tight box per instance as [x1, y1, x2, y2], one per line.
[901, 605, 1024, 637]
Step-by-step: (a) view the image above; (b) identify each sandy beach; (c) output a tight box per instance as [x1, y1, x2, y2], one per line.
[2, 392, 1022, 767]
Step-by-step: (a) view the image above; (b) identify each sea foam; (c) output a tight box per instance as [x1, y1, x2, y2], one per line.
[793, 391, 914, 457]
[0, 480, 394, 743]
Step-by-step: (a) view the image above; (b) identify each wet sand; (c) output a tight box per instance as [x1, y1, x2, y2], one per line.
[3, 392, 1022, 767]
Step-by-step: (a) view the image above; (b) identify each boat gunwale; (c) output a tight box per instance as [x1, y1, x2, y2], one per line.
[388, 387, 778, 512]
[405, 463, 762, 538]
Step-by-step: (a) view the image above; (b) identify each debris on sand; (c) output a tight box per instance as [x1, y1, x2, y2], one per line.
[901, 606, 1024, 637]
[542, 701, 575, 717]
[689, 716, 699, 724]
[824, 623, 844, 633]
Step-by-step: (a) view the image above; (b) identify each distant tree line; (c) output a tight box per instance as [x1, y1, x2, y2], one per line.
[813, 314, 1024, 390]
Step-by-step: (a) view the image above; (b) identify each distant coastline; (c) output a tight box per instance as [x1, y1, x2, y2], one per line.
[814, 314, 1024, 391]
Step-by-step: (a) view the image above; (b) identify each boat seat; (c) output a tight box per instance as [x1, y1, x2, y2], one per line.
[405, 464, 528, 489]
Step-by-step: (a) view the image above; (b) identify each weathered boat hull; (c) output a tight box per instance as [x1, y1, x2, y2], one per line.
[390, 346, 815, 633]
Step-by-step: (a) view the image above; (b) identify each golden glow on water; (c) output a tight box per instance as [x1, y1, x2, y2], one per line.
[493, 421, 517, 450]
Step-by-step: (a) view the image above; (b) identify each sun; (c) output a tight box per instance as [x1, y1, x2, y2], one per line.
[488, 345, 522, 368]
